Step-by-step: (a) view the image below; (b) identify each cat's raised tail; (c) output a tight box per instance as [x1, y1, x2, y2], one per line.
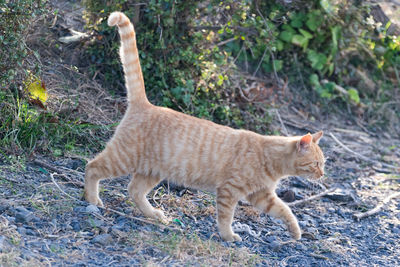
[108, 12, 148, 104]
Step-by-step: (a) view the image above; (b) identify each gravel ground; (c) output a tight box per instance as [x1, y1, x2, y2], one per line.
[1, 127, 399, 266]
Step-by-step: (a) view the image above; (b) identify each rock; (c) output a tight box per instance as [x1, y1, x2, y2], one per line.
[111, 228, 128, 238]
[327, 207, 335, 213]
[86, 218, 104, 228]
[91, 234, 113, 246]
[71, 220, 81, 232]
[74, 206, 87, 213]
[86, 204, 100, 214]
[265, 235, 278, 243]
[15, 208, 34, 224]
[269, 240, 281, 252]
[393, 226, 400, 235]
[17, 226, 26, 235]
[0, 235, 7, 253]
[281, 190, 296, 202]
[26, 228, 37, 236]
[324, 188, 357, 202]
[295, 243, 307, 251]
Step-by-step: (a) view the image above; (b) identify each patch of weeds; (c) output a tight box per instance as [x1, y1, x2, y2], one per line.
[127, 231, 260, 266]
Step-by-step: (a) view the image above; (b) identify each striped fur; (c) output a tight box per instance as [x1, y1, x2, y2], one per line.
[84, 12, 326, 242]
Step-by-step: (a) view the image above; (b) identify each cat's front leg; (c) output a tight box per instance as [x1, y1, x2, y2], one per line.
[216, 185, 244, 242]
[247, 190, 301, 240]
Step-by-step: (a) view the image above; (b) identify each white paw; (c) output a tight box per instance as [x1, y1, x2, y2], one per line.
[85, 194, 104, 207]
[221, 232, 242, 242]
[152, 209, 170, 224]
[289, 224, 302, 240]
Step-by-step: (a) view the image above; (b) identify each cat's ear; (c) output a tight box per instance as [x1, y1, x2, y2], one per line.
[312, 131, 323, 144]
[297, 133, 312, 152]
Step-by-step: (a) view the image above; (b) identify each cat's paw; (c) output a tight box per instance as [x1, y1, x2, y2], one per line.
[289, 224, 302, 240]
[152, 209, 170, 224]
[221, 232, 242, 242]
[85, 194, 104, 207]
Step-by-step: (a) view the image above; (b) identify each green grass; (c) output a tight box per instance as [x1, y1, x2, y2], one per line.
[0, 89, 112, 160]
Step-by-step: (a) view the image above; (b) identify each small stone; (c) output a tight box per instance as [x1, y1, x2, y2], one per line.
[91, 234, 113, 246]
[15, 210, 34, 224]
[26, 229, 37, 236]
[269, 240, 281, 252]
[324, 188, 356, 202]
[86, 205, 100, 214]
[71, 220, 81, 232]
[17, 226, 26, 235]
[111, 228, 128, 238]
[86, 218, 104, 228]
[0, 236, 7, 253]
[295, 243, 307, 251]
[393, 226, 400, 235]
[281, 190, 296, 202]
[327, 207, 335, 213]
[265, 235, 278, 243]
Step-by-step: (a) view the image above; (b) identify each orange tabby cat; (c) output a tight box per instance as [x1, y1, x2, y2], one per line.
[84, 11, 325, 242]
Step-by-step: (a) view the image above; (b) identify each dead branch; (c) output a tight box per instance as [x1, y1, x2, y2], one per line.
[329, 132, 399, 171]
[288, 187, 336, 207]
[353, 191, 400, 221]
[274, 109, 289, 136]
[33, 158, 84, 187]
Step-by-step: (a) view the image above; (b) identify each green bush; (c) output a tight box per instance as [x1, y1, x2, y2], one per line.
[84, 0, 399, 120]
[83, 0, 272, 132]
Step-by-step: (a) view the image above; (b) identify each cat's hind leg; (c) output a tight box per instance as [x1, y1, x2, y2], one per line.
[247, 190, 301, 240]
[128, 174, 168, 223]
[85, 142, 131, 207]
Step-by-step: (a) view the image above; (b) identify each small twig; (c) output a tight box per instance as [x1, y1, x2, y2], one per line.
[50, 173, 82, 203]
[353, 191, 400, 221]
[252, 46, 268, 77]
[288, 187, 336, 207]
[216, 37, 236, 47]
[275, 109, 289, 136]
[329, 132, 399, 170]
[33, 159, 62, 173]
[309, 253, 329, 260]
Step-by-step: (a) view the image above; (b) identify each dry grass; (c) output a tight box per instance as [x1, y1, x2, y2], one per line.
[127, 231, 260, 266]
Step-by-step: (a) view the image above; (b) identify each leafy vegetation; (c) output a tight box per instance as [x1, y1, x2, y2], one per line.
[84, 0, 399, 125]
[0, 1, 110, 158]
[1, 0, 399, 156]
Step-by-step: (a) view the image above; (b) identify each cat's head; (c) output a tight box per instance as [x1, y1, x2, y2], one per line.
[293, 131, 325, 180]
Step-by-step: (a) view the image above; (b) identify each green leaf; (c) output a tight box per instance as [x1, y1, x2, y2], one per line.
[290, 12, 305, 28]
[272, 59, 283, 71]
[309, 74, 320, 86]
[279, 30, 294, 42]
[217, 74, 224, 86]
[299, 29, 313, 39]
[320, 0, 337, 14]
[307, 50, 327, 70]
[347, 88, 360, 103]
[282, 24, 296, 33]
[331, 26, 341, 57]
[292, 34, 308, 48]
[306, 10, 322, 31]
[275, 40, 284, 51]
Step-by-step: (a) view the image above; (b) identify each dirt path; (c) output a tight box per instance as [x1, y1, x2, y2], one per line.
[1, 1, 399, 266]
[1, 119, 399, 266]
